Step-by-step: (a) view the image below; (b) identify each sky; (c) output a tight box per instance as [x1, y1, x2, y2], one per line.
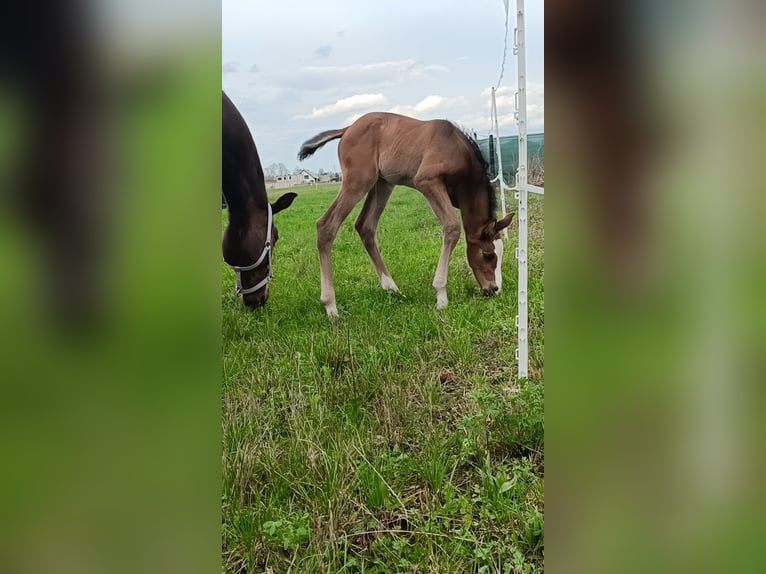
[222, 0, 544, 173]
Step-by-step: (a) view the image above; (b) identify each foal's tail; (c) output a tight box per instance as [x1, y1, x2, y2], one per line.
[297, 128, 347, 160]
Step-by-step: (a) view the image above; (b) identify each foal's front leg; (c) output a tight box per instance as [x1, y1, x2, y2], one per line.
[420, 183, 461, 309]
[432, 223, 460, 309]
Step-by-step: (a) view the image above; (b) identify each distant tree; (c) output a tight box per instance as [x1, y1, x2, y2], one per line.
[264, 163, 290, 178]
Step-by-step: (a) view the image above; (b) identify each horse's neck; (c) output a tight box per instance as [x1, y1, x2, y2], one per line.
[457, 193, 491, 236]
[226, 191, 267, 228]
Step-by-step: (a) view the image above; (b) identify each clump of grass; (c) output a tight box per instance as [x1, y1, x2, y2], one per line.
[223, 184, 544, 573]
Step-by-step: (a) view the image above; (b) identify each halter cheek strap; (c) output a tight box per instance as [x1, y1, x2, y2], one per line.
[226, 203, 273, 296]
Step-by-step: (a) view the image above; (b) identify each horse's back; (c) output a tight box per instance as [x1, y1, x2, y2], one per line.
[340, 113, 469, 186]
[345, 112, 453, 143]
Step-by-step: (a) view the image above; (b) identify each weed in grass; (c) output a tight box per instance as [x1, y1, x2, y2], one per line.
[417, 434, 452, 493]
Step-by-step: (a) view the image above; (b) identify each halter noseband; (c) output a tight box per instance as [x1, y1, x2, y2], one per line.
[226, 203, 273, 296]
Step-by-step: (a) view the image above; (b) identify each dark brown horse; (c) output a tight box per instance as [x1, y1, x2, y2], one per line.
[222, 92, 296, 308]
[298, 112, 514, 318]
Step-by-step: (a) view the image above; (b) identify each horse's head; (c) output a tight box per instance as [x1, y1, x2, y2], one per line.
[465, 212, 514, 295]
[223, 192, 297, 308]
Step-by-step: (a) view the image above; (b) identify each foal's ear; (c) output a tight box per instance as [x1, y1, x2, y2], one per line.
[480, 221, 495, 239]
[494, 212, 515, 233]
[481, 213, 515, 239]
[272, 192, 297, 214]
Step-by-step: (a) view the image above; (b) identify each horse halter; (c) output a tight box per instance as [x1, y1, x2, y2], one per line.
[226, 203, 273, 296]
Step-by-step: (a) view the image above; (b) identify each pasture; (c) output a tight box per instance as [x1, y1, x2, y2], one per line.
[222, 183, 544, 573]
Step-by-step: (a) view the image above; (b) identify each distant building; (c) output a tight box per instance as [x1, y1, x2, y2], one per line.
[265, 169, 342, 189]
[318, 172, 342, 184]
[266, 169, 317, 189]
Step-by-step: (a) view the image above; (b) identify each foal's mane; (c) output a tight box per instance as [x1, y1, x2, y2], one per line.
[458, 127, 497, 221]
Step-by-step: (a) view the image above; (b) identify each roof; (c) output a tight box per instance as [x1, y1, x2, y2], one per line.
[295, 168, 318, 179]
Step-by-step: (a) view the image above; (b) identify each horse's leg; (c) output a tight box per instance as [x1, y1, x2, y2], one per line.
[317, 176, 374, 318]
[354, 180, 399, 293]
[418, 181, 461, 310]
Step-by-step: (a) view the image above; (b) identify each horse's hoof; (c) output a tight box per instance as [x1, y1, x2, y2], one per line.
[380, 275, 400, 293]
[436, 299, 448, 310]
[325, 305, 339, 319]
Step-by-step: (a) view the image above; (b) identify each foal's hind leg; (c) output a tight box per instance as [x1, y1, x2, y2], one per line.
[354, 180, 399, 293]
[317, 177, 374, 318]
[417, 180, 461, 309]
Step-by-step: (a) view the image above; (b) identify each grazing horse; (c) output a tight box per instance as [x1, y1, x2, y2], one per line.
[298, 112, 514, 318]
[222, 92, 296, 308]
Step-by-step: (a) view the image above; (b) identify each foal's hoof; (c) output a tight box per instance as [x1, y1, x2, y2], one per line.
[436, 298, 449, 310]
[325, 304, 339, 320]
[380, 275, 400, 293]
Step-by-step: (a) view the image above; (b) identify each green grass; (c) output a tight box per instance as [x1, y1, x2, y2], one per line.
[222, 183, 544, 573]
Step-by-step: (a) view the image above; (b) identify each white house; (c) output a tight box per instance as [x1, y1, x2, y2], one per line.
[266, 169, 317, 189]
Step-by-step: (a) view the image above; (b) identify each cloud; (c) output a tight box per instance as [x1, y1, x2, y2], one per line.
[286, 59, 449, 92]
[389, 95, 467, 119]
[299, 60, 447, 78]
[457, 113, 516, 133]
[342, 94, 467, 124]
[249, 64, 260, 73]
[390, 95, 446, 115]
[222, 61, 240, 74]
[315, 45, 332, 59]
[473, 83, 544, 132]
[227, 59, 452, 109]
[294, 93, 388, 119]
[480, 86, 515, 98]
[458, 83, 544, 134]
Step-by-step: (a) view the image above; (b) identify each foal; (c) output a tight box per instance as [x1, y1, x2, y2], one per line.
[298, 112, 514, 318]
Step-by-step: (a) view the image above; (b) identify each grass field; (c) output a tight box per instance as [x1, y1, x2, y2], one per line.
[222, 183, 544, 573]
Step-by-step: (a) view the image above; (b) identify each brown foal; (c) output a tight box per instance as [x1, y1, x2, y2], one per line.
[298, 112, 514, 318]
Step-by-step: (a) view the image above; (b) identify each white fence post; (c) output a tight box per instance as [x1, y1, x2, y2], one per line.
[514, 0, 529, 379]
